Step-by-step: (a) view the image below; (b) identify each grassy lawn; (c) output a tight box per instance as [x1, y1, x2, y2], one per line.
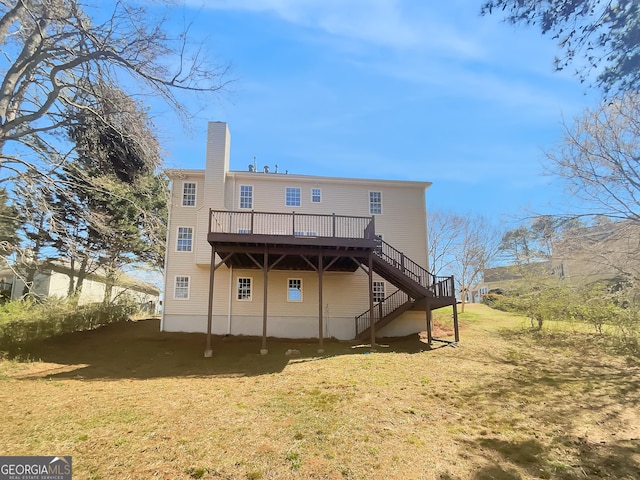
[1, 304, 639, 479]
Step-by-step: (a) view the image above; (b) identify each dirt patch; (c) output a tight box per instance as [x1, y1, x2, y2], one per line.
[418, 319, 455, 339]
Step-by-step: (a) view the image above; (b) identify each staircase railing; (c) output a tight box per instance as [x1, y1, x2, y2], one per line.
[374, 238, 433, 287]
[373, 238, 455, 297]
[432, 275, 455, 298]
[355, 289, 411, 337]
[355, 239, 456, 337]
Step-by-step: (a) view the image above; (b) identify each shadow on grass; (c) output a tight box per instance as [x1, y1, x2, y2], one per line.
[466, 436, 640, 480]
[499, 327, 640, 363]
[3, 319, 441, 380]
[460, 328, 640, 479]
[474, 465, 520, 480]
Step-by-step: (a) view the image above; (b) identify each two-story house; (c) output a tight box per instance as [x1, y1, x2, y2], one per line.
[162, 122, 457, 355]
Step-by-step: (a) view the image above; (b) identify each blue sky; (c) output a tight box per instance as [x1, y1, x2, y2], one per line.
[148, 0, 600, 224]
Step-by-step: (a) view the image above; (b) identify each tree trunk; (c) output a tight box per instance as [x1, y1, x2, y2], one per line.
[67, 257, 77, 298]
[71, 256, 89, 305]
[460, 287, 467, 313]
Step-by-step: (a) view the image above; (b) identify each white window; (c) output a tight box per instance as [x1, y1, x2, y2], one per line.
[286, 187, 301, 207]
[174, 276, 190, 300]
[311, 188, 322, 203]
[294, 231, 317, 237]
[239, 185, 253, 209]
[373, 281, 385, 303]
[182, 182, 196, 207]
[176, 227, 193, 252]
[237, 277, 252, 300]
[369, 191, 382, 215]
[287, 278, 302, 302]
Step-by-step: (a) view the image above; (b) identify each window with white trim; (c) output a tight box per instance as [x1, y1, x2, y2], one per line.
[237, 277, 252, 300]
[287, 278, 302, 302]
[311, 188, 321, 203]
[239, 185, 253, 209]
[182, 182, 196, 207]
[286, 187, 301, 207]
[373, 281, 385, 303]
[369, 191, 382, 215]
[174, 276, 190, 300]
[176, 227, 193, 252]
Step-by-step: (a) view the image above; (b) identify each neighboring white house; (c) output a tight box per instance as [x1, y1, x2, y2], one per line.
[163, 122, 457, 354]
[0, 263, 160, 311]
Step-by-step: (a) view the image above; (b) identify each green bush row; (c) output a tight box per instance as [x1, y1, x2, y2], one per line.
[483, 284, 639, 350]
[0, 298, 139, 351]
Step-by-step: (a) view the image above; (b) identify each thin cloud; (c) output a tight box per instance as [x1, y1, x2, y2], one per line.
[184, 0, 479, 55]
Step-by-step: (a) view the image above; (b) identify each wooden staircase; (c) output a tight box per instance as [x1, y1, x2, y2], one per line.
[355, 238, 457, 341]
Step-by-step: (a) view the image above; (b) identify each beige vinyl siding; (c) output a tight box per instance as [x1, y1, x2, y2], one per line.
[163, 265, 378, 323]
[195, 208, 211, 265]
[165, 172, 207, 315]
[165, 172, 209, 266]
[371, 185, 428, 266]
[168, 174, 203, 237]
[219, 270, 372, 319]
[165, 265, 231, 316]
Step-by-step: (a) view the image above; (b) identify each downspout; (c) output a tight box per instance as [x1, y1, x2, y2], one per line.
[227, 265, 233, 334]
[160, 178, 174, 331]
[324, 303, 330, 340]
[227, 174, 236, 335]
[232, 173, 236, 210]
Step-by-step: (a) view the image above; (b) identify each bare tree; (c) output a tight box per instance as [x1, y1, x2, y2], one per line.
[453, 214, 502, 312]
[548, 93, 640, 223]
[428, 211, 501, 312]
[0, 0, 228, 185]
[427, 210, 465, 277]
[0, 0, 227, 298]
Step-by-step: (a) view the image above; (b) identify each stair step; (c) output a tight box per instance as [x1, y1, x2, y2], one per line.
[354, 238, 456, 339]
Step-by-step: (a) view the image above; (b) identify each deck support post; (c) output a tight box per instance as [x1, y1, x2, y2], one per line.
[425, 296, 433, 348]
[318, 250, 324, 354]
[368, 251, 376, 351]
[205, 245, 216, 357]
[261, 248, 269, 355]
[452, 301, 460, 343]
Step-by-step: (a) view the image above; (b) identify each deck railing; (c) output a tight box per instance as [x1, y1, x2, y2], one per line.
[374, 238, 454, 295]
[210, 210, 375, 240]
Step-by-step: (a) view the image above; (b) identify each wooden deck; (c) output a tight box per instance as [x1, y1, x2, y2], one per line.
[204, 209, 458, 355]
[208, 210, 378, 271]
